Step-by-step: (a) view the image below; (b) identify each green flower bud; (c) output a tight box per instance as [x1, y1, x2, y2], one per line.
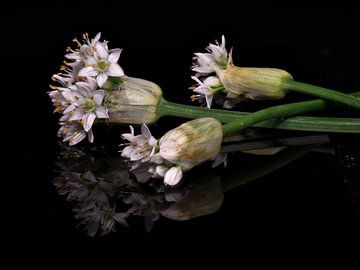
[217, 55, 293, 100]
[105, 76, 162, 124]
[159, 118, 223, 170]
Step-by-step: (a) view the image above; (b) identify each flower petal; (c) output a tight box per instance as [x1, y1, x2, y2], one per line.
[92, 90, 105, 105]
[69, 107, 84, 120]
[141, 124, 152, 139]
[78, 66, 98, 77]
[96, 73, 108, 88]
[108, 48, 122, 63]
[164, 166, 183, 186]
[95, 106, 109, 118]
[95, 43, 108, 59]
[87, 129, 94, 143]
[82, 112, 96, 132]
[108, 63, 124, 77]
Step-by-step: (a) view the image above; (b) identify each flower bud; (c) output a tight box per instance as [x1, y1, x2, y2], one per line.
[217, 58, 293, 100]
[105, 76, 163, 124]
[159, 118, 223, 170]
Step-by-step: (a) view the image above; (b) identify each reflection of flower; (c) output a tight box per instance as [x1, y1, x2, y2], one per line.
[54, 149, 224, 236]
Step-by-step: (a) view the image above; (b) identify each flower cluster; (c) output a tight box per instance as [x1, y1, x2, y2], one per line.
[190, 36, 293, 108]
[190, 35, 229, 108]
[121, 118, 223, 186]
[48, 32, 124, 145]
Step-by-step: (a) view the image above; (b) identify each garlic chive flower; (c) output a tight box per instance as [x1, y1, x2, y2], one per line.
[121, 118, 223, 186]
[120, 125, 158, 170]
[190, 36, 293, 108]
[49, 32, 122, 145]
[192, 35, 228, 76]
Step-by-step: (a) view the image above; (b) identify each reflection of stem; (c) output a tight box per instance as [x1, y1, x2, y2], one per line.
[220, 134, 329, 153]
[222, 144, 316, 192]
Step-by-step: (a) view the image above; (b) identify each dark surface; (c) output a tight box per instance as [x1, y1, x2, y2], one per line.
[5, 2, 360, 259]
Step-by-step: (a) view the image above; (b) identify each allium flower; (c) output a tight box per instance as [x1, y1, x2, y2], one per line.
[121, 118, 223, 186]
[121, 125, 159, 170]
[61, 78, 109, 131]
[190, 76, 225, 108]
[78, 44, 124, 87]
[58, 121, 94, 145]
[192, 35, 228, 76]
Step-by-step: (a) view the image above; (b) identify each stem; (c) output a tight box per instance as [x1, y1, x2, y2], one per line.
[222, 98, 351, 138]
[158, 92, 360, 134]
[283, 80, 360, 110]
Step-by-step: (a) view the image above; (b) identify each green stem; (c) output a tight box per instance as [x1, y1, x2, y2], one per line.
[283, 80, 360, 110]
[222, 97, 358, 137]
[158, 92, 360, 134]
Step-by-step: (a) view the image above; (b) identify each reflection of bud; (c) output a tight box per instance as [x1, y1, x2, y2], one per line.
[161, 173, 223, 221]
[217, 56, 293, 100]
[105, 76, 162, 124]
[159, 118, 223, 170]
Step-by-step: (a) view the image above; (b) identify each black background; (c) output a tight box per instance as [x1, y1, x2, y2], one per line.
[5, 1, 360, 261]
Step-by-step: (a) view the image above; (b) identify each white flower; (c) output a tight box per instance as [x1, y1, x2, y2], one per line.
[192, 35, 228, 76]
[61, 78, 109, 132]
[190, 76, 224, 108]
[163, 166, 183, 186]
[65, 32, 102, 65]
[78, 43, 124, 87]
[121, 124, 159, 169]
[121, 118, 223, 186]
[58, 121, 94, 146]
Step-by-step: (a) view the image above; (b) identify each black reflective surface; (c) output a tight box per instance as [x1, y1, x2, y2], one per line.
[7, 2, 360, 258]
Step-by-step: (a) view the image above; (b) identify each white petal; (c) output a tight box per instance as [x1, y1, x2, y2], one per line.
[108, 48, 122, 63]
[69, 131, 87, 146]
[108, 63, 124, 77]
[82, 112, 96, 132]
[141, 124, 152, 139]
[87, 129, 94, 143]
[95, 106, 109, 118]
[204, 76, 221, 87]
[69, 107, 84, 120]
[96, 73, 108, 88]
[92, 32, 101, 45]
[63, 104, 77, 114]
[95, 43, 108, 59]
[92, 90, 105, 105]
[155, 165, 169, 177]
[121, 146, 135, 158]
[191, 76, 202, 85]
[122, 133, 135, 143]
[205, 94, 213, 108]
[164, 167, 183, 186]
[148, 136, 158, 147]
[78, 66, 98, 77]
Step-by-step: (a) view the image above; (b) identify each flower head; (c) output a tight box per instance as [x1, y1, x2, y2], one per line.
[192, 35, 228, 76]
[190, 76, 224, 108]
[190, 36, 293, 108]
[61, 78, 109, 132]
[121, 124, 159, 170]
[120, 118, 223, 186]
